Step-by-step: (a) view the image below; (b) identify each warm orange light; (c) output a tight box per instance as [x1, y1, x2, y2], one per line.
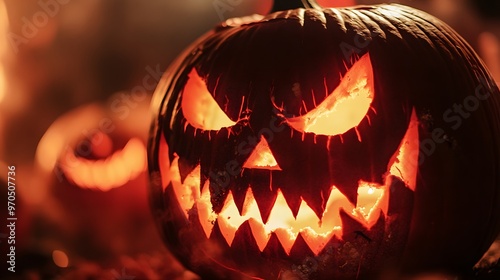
[0, 0, 7, 104]
[478, 32, 500, 86]
[0, 66, 5, 104]
[52, 250, 69, 268]
[182, 68, 236, 130]
[166, 107, 419, 256]
[168, 158, 395, 255]
[35, 105, 105, 173]
[89, 132, 113, 158]
[169, 156, 201, 218]
[198, 182, 217, 238]
[242, 136, 282, 170]
[389, 109, 419, 191]
[61, 138, 147, 190]
[158, 133, 172, 190]
[285, 53, 374, 137]
[217, 185, 386, 254]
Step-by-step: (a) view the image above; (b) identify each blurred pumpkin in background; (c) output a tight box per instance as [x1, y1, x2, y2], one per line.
[149, 0, 500, 279]
[33, 92, 156, 263]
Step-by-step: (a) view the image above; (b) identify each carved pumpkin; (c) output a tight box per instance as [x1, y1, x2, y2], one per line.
[34, 95, 152, 255]
[148, 1, 500, 278]
[37, 99, 149, 192]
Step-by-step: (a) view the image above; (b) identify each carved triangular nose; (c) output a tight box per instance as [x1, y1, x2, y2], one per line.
[242, 136, 282, 170]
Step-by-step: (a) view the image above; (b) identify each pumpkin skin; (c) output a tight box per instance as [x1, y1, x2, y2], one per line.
[148, 3, 500, 279]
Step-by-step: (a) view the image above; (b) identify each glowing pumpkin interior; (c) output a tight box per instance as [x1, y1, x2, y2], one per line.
[158, 53, 420, 256]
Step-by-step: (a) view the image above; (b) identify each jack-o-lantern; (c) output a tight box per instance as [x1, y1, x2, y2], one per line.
[148, 0, 500, 278]
[37, 99, 149, 193]
[34, 94, 153, 258]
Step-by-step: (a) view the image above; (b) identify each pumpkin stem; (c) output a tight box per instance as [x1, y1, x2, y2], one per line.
[271, 0, 321, 13]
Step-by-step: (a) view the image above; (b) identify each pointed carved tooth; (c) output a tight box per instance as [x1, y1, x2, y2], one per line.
[339, 208, 369, 241]
[157, 134, 171, 191]
[264, 190, 301, 254]
[241, 188, 263, 222]
[333, 180, 359, 209]
[262, 232, 288, 259]
[193, 177, 389, 255]
[231, 221, 262, 258]
[289, 233, 314, 261]
[281, 188, 302, 218]
[353, 183, 386, 227]
[208, 178, 230, 214]
[254, 191, 278, 225]
[248, 218, 270, 252]
[300, 228, 337, 255]
[217, 191, 246, 246]
[295, 201, 323, 234]
[231, 185, 248, 216]
[274, 228, 297, 255]
[251, 175, 278, 224]
[301, 190, 327, 220]
[388, 108, 419, 191]
[170, 157, 201, 219]
[197, 181, 216, 238]
[178, 157, 198, 184]
[322, 187, 354, 232]
[266, 190, 297, 233]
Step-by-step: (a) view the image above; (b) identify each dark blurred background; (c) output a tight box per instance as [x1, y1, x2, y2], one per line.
[0, 0, 498, 279]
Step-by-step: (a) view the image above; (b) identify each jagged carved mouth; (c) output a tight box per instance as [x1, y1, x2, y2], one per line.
[160, 110, 419, 256]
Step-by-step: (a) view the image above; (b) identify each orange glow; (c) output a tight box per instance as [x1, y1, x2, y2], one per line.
[52, 250, 69, 268]
[166, 154, 218, 232]
[389, 109, 419, 191]
[478, 32, 500, 85]
[0, 0, 7, 104]
[61, 138, 147, 191]
[182, 68, 236, 130]
[90, 132, 113, 158]
[35, 104, 105, 173]
[242, 136, 282, 170]
[0, 66, 5, 104]
[169, 156, 201, 218]
[197, 182, 217, 238]
[167, 107, 419, 255]
[158, 133, 172, 190]
[285, 54, 374, 136]
[168, 156, 391, 255]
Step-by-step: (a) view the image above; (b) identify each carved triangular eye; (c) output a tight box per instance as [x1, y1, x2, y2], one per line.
[182, 69, 237, 130]
[284, 53, 374, 136]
